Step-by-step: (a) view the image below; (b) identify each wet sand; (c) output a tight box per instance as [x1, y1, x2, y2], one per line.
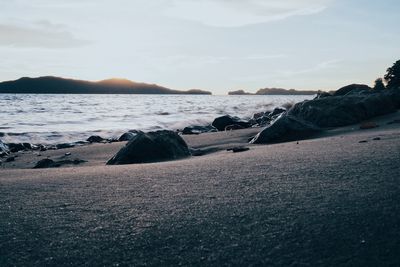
[1, 113, 400, 266]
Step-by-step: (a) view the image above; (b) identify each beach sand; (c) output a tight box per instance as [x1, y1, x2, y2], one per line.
[1, 112, 400, 266]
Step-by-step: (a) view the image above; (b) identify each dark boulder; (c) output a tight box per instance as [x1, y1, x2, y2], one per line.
[250, 111, 272, 126]
[118, 130, 141, 141]
[181, 125, 217, 135]
[7, 143, 26, 152]
[288, 89, 400, 128]
[212, 115, 251, 131]
[250, 114, 321, 144]
[333, 84, 371, 96]
[107, 130, 191, 165]
[0, 139, 9, 156]
[6, 156, 16, 162]
[87, 135, 104, 143]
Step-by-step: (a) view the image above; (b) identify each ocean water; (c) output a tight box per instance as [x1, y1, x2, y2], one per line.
[0, 94, 313, 144]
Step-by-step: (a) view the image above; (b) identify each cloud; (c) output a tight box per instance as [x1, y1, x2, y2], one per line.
[164, 0, 333, 27]
[0, 21, 90, 48]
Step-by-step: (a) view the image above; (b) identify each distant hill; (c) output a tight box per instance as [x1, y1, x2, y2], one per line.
[0, 76, 212, 95]
[228, 88, 318, 95]
[228, 90, 253, 95]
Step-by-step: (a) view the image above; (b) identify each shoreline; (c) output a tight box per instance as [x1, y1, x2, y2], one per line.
[0, 110, 399, 170]
[1, 112, 399, 265]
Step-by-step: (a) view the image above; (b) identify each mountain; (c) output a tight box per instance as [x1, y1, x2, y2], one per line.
[0, 76, 212, 95]
[228, 88, 318, 95]
[228, 90, 253, 95]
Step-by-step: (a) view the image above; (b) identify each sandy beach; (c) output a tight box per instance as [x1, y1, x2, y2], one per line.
[1, 111, 399, 266]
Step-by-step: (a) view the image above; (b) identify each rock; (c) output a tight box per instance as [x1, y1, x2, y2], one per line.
[359, 140, 368, 143]
[107, 130, 191, 165]
[315, 91, 332, 99]
[360, 122, 379, 130]
[6, 156, 15, 162]
[34, 158, 56, 168]
[250, 114, 321, 144]
[118, 130, 141, 141]
[7, 143, 26, 152]
[181, 125, 217, 135]
[269, 107, 286, 117]
[251, 111, 272, 127]
[333, 84, 371, 96]
[225, 124, 245, 131]
[0, 139, 9, 156]
[33, 158, 87, 169]
[56, 143, 75, 149]
[87, 135, 104, 143]
[372, 137, 381, 141]
[212, 115, 251, 131]
[387, 119, 400, 125]
[288, 89, 400, 128]
[227, 146, 250, 153]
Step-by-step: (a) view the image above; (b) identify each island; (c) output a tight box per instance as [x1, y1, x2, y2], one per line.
[228, 87, 319, 95]
[0, 76, 212, 95]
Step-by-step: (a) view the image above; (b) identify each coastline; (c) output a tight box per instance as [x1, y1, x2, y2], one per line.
[1, 110, 400, 265]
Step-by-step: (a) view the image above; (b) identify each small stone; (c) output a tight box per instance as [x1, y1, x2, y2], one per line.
[56, 143, 75, 149]
[227, 147, 250, 153]
[65, 152, 71, 156]
[6, 156, 15, 162]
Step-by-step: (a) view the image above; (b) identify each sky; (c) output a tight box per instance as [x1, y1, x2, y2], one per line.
[1, 0, 399, 94]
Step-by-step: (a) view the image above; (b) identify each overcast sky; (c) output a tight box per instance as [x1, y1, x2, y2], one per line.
[1, 0, 399, 94]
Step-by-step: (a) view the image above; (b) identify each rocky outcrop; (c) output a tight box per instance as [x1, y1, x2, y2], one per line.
[250, 114, 321, 144]
[212, 115, 251, 131]
[87, 135, 104, 143]
[333, 84, 371, 96]
[107, 130, 191, 165]
[288, 89, 400, 128]
[118, 131, 141, 141]
[7, 143, 35, 153]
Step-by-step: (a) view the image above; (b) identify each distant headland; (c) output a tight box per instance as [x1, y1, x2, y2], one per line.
[0, 76, 212, 95]
[228, 88, 318, 95]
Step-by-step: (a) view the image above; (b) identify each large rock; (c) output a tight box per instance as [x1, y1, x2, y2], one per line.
[288, 89, 400, 128]
[107, 130, 191, 165]
[333, 84, 371, 96]
[87, 135, 104, 143]
[212, 115, 251, 131]
[118, 130, 141, 141]
[0, 139, 9, 156]
[250, 114, 321, 144]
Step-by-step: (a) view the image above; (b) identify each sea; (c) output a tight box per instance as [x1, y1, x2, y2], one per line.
[0, 94, 313, 144]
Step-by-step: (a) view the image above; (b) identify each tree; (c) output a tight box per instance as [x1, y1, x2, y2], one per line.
[373, 78, 385, 91]
[384, 60, 400, 89]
